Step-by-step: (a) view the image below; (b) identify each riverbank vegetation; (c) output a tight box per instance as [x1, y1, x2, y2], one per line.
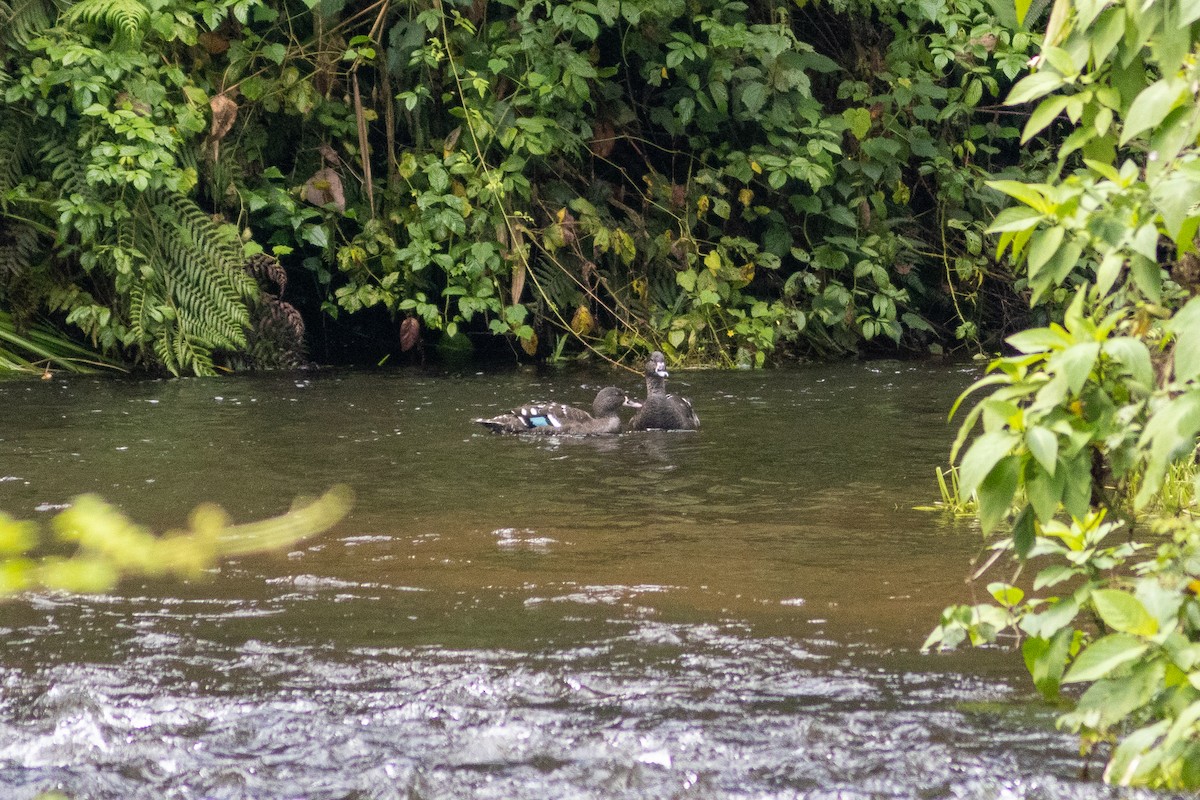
[1, 0, 1041, 374]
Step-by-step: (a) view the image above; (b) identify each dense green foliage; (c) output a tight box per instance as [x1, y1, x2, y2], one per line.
[1, 0, 1042, 372]
[0, 486, 352, 594]
[924, 0, 1200, 787]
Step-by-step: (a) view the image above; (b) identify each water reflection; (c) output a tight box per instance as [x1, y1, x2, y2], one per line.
[0, 363, 1176, 799]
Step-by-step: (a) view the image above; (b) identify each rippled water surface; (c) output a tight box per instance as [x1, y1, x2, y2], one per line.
[0, 362, 1166, 799]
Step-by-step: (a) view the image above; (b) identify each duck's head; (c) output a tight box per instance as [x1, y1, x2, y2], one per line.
[594, 386, 642, 414]
[645, 350, 669, 378]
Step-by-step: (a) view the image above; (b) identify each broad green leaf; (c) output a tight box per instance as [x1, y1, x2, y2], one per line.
[988, 205, 1045, 233]
[1007, 326, 1069, 353]
[1012, 503, 1036, 557]
[1026, 457, 1066, 521]
[1137, 580, 1184, 636]
[1166, 296, 1200, 383]
[1042, 237, 1084, 290]
[958, 430, 1020, 498]
[1074, 0, 1108, 28]
[1090, 7, 1126, 64]
[1034, 564, 1080, 590]
[1151, 174, 1200, 243]
[842, 107, 872, 140]
[1152, 9, 1189, 75]
[1069, 660, 1164, 731]
[1052, 342, 1100, 395]
[1092, 590, 1159, 637]
[1061, 452, 1092, 520]
[1130, 224, 1159, 261]
[978, 454, 1020, 534]
[1136, 391, 1200, 508]
[1102, 337, 1153, 391]
[1040, 47, 1077, 77]
[986, 180, 1053, 214]
[1006, 71, 1066, 106]
[989, 581, 1025, 607]
[1129, 255, 1163, 304]
[1163, 697, 1200, 750]
[741, 82, 767, 115]
[1026, 426, 1058, 474]
[1022, 95, 1069, 141]
[1106, 720, 1170, 786]
[1023, 627, 1074, 700]
[1094, 251, 1123, 296]
[1063, 633, 1149, 683]
[1027, 226, 1065, 277]
[1121, 78, 1187, 145]
[1184, 0, 1200, 25]
[1020, 592, 1081, 639]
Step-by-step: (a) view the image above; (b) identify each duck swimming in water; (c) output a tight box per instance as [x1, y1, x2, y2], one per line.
[474, 386, 640, 435]
[627, 351, 700, 431]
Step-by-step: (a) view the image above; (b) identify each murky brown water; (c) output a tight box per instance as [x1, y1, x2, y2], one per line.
[0, 362, 1169, 798]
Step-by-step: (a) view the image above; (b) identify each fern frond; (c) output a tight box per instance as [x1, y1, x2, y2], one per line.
[530, 255, 583, 312]
[121, 191, 257, 374]
[154, 191, 257, 299]
[0, 115, 31, 198]
[61, 0, 148, 41]
[0, 221, 42, 280]
[0, 0, 58, 51]
[128, 284, 147, 340]
[151, 324, 177, 374]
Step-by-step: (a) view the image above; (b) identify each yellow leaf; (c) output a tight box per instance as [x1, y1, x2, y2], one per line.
[697, 195, 710, 214]
[661, 66, 668, 79]
[738, 188, 753, 206]
[750, 161, 762, 174]
[632, 277, 649, 302]
[570, 305, 595, 336]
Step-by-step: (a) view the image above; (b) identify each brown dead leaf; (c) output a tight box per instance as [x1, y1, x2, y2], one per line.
[399, 317, 420, 352]
[442, 126, 462, 159]
[589, 119, 615, 159]
[670, 184, 687, 209]
[210, 93, 238, 141]
[520, 331, 539, 356]
[197, 31, 229, 54]
[303, 167, 346, 213]
[557, 208, 577, 247]
[511, 260, 526, 305]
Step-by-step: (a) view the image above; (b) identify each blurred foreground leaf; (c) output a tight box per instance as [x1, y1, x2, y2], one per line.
[0, 487, 353, 596]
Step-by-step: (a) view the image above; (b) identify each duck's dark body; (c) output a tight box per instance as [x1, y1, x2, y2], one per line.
[475, 386, 638, 435]
[627, 351, 700, 431]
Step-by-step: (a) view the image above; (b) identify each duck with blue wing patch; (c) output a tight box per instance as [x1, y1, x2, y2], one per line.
[475, 386, 641, 435]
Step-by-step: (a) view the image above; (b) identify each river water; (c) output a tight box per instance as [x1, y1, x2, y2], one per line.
[0, 361, 1168, 799]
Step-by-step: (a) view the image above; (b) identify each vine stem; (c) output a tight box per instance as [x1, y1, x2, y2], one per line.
[433, 2, 637, 372]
